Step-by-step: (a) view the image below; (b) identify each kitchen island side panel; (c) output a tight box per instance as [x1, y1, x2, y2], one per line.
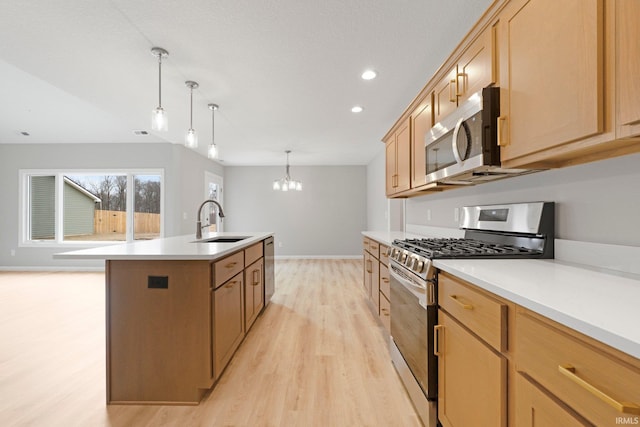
[106, 260, 212, 404]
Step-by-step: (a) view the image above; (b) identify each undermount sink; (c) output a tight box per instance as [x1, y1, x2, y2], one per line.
[195, 236, 250, 243]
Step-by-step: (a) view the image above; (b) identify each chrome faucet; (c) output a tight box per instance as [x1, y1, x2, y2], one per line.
[196, 199, 225, 239]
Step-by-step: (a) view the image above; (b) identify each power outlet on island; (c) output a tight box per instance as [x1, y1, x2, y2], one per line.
[454, 207, 460, 222]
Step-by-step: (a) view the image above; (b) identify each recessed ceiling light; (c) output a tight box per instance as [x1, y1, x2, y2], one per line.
[133, 130, 149, 135]
[351, 106, 364, 113]
[361, 70, 377, 80]
[20, 131, 30, 136]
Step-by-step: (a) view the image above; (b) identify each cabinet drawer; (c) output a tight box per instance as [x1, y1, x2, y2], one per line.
[379, 263, 390, 299]
[379, 244, 389, 266]
[362, 237, 370, 252]
[244, 242, 263, 267]
[213, 251, 244, 289]
[439, 273, 507, 352]
[516, 309, 640, 425]
[368, 239, 380, 259]
[379, 293, 390, 333]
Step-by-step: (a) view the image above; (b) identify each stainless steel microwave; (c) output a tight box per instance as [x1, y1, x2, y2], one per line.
[425, 86, 532, 185]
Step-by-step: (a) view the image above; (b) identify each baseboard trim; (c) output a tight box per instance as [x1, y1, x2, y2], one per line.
[275, 255, 362, 260]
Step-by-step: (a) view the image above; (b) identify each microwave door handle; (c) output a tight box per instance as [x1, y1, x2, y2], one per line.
[452, 117, 464, 165]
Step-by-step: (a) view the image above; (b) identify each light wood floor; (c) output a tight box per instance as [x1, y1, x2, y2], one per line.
[0, 260, 421, 427]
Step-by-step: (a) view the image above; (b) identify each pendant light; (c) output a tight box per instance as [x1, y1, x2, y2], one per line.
[207, 103, 219, 159]
[273, 150, 302, 191]
[150, 47, 169, 132]
[185, 81, 199, 148]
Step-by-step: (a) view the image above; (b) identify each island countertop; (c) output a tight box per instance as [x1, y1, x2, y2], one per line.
[55, 231, 274, 261]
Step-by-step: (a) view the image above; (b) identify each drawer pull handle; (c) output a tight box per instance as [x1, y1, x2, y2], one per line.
[380, 308, 390, 316]
[497, 116, 508, 147]
[558, 364, 640, 415]
[434, 325, 443, 357]
[381, 277, 389, 283]
[449, 294, 473, 310]
[225, 262, 238, 269]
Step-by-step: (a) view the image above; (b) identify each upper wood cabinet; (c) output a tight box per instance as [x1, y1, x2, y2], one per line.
[497, 0, 605, 166]
[433, 68, 459, 125]
[410, 97, 432, 188]
[434, 25, 496, 125]
[616, 0, 640, 137]
[385, 117, 411, 196]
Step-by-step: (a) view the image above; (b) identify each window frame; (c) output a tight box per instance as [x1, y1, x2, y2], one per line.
[19, 168, 165, 247]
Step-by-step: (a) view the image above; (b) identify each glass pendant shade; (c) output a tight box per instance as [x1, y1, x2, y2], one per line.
[151, 107, 168, 131]
[185, 128, 198, 148]
[208, 143, 218, 159]
[273, 150, 302, 191]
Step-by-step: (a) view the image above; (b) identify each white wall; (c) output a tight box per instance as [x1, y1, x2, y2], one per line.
[399, 152, 640, 246]
[224, 166, 366, 257]
[366, 148, 388, 231]
[0, 143, 224, 268]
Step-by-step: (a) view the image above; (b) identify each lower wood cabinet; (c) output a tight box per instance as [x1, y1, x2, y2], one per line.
[244, 258, 264, 332]
[515, 372, 592, 427]
[213, 271, 245, 380]
[436, 309, 507, 427]
[436, 271, 640, 426]
[363, 237, 390, 331]
[105, 239, 271, 405]
[515, 308, 640, 426]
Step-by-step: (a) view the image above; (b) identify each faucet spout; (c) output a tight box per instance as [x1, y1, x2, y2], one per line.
[196, 199, 225, 239]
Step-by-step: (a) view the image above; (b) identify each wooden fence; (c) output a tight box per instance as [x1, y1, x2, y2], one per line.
[94, 210, 160, 235]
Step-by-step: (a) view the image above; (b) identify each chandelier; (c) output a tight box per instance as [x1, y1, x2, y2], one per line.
[273, 150, 302, 191]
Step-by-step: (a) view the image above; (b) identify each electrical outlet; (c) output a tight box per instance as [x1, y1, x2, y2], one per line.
[278, 242, 283, 248]
[426, 209, 432, 221]
[10, 249, 16, 256]
[454, 207, 460, 222]
[183, 212, 188, 220]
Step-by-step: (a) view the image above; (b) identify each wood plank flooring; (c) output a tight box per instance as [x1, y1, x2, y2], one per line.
[0, 260, 421, 427]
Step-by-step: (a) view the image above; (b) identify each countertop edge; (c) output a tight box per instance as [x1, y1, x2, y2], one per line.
[54, 232, 274, 261]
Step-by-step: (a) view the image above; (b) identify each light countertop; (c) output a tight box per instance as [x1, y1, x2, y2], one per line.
[363, 231, 640, 360]
[55, 232, 274, 261]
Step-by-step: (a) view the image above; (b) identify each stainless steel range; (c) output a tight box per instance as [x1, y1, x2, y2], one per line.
[388, 201, 554, 426]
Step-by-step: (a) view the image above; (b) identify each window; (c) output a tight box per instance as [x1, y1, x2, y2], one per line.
[20, 170, 164, 245]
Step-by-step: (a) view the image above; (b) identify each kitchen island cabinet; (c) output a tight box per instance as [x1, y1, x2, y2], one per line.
[57, 232, 273, 405]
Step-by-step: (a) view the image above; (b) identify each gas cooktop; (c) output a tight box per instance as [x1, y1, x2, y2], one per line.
[389, 202, 555, 279]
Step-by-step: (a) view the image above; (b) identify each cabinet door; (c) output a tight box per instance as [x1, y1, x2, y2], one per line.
[411, 98, 432, 188]
[433, 68, 459, 124]
[370, 256, 380, 314]
[363, 251, 373, 296]
[245, 258, 264, 331]
[617, 0, 640, 133]
[213, 272, 245, 379]
[515, 373, 593, 427]
[385, 138, 397, 196]
[395, 119, 411, 192]
[437, 310, 507, 427]
[498, 0, 603, 164]
[457, 25, 495, 104]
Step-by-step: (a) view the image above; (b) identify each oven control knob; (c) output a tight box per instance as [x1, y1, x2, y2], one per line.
[400, 252, 408, 263]
[405, 256, 414, 269]
[413, 260, 425, 273]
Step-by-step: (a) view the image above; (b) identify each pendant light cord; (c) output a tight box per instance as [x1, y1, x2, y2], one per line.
[189, 86, 193, 128]
[158, 54, 162, 108]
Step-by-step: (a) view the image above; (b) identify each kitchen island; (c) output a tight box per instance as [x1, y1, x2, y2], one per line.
[56, 232, 274, 405]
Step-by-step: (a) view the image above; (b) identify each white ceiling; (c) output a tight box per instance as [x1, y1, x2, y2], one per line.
[0, 0, 491, 166]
